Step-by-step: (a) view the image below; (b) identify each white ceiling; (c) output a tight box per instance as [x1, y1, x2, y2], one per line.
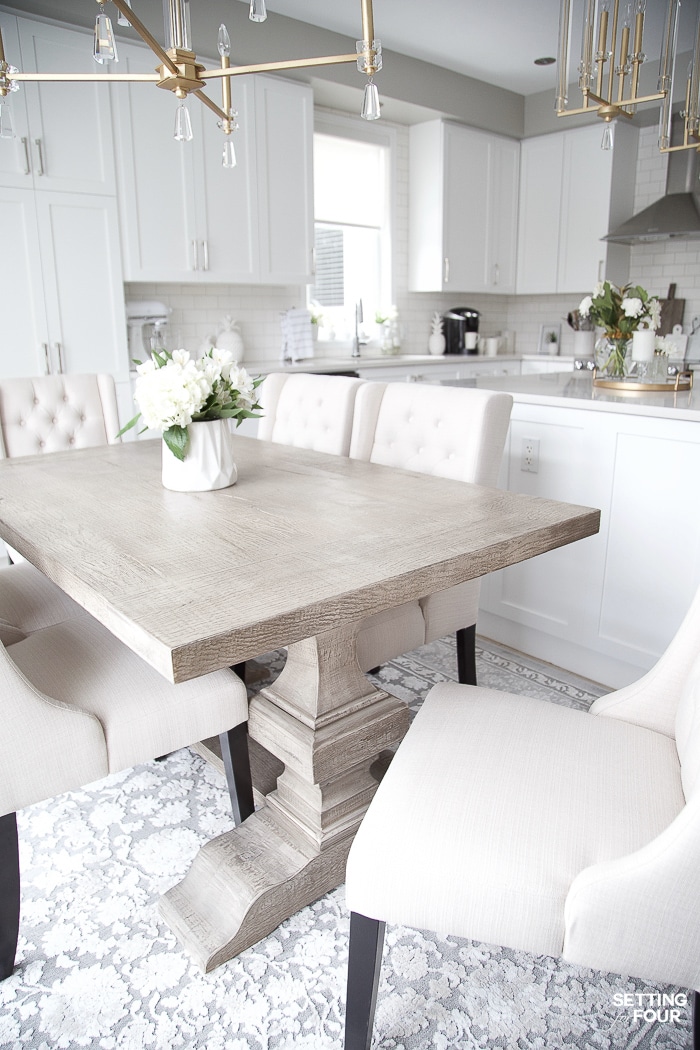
[234, 0, 699, 97]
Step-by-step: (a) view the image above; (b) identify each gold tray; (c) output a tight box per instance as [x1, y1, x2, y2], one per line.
[593, 370, 693, 394]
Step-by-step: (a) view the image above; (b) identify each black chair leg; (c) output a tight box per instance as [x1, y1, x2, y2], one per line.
[219, 723, 255, 826]
[232, 662, 246, 685]
[456, 624, 477, 685]
[0, 812, 20, 981]
[693, 990, 700, 1050]
[345, 911, 385, 1050]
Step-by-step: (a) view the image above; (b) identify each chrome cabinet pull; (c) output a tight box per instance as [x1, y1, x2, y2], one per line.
[444, 257, 450, 284]
[202, 240, 209, 271]
[41, 343, 50, 374]
[598, 258, 604, 282]
[21, 137, 30, 175]
[34, 138, 45, 176]
[493, 262, 500, 285]
[55, 342, 64, 373]
[191, 239, 199, 270]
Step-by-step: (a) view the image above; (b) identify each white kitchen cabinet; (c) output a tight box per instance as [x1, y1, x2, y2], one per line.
[520, 357, 575, 374]
[0, 13, 116, 195]
[357, 358, 521, 384]
[113, 43, 313, 285]
[254, 74, 314, 284]
[408, 120, 519, 294]
[479, 402, 700, 688]
[516, 122, 638, 295]
[0, 185, 127, 379]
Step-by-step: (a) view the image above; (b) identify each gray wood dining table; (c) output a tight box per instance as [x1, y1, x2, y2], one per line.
[0, 435, 599, 971]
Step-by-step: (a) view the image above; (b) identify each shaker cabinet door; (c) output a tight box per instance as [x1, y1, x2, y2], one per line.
[0, 186, 49, 378]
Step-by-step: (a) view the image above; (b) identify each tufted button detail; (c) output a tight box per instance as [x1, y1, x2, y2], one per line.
[52, 417, 57, 425]
[39, 440, 45, 448]
[33, 397, 39, 405]
[19, 419, 25, 427]
[69, 437, 75, 445]
[63, 395, 69, 402]
[80, 415, 86, 422]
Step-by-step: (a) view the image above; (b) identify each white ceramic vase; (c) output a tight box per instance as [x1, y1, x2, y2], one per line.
[161, 419, 238, 492]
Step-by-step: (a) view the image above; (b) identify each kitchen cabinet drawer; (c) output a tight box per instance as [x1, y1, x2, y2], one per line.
[409, 120, 519, 294]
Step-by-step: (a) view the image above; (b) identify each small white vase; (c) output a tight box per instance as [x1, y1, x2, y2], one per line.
[161, 419, 238, 492]
[631, 329, 656, 362]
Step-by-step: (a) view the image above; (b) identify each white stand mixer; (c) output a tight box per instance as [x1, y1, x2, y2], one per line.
[125, 300, 171, 362]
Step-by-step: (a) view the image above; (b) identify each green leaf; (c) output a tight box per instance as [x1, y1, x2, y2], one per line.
[163, 424, 189, 461]
[116, 413, 141, 438]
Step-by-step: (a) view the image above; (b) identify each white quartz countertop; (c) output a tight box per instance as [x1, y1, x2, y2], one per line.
[446, 370, 699, 421]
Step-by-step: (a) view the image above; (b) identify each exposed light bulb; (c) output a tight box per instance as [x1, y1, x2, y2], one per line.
[361, 78, 381, 121]
[218, 24, 231, 57]
[222, 139, 237, 168]
[601, 122, 614, 150]
[93, 6, 118, 64]
[249, 0, 267, 23]
[117, 0, 132, 27]
[174, 102, 193, 142]
[0, 99, 14, 140]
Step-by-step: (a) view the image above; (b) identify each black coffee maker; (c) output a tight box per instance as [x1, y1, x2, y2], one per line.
[443, 307, 480, 355]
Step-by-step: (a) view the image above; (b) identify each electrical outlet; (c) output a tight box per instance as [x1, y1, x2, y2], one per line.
[521, 437, 540, 473]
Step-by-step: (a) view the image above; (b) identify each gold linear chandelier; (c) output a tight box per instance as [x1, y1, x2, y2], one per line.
[0, 0, 382, 164]
[556, 0, 700, 153]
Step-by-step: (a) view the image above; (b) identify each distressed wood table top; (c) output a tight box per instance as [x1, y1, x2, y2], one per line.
[0, 436, 600, 683]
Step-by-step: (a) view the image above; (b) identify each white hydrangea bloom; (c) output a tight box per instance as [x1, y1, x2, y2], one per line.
[621, 297, 644, 318]
[592, 282, 605, 298]
[134, 352, 211, 431]
[579, 295, 593, 317]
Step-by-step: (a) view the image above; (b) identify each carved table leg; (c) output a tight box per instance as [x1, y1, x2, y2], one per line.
[159, 623, 409, 971]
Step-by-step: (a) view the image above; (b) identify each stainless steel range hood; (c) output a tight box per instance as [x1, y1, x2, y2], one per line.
[604, 122, 700, 244]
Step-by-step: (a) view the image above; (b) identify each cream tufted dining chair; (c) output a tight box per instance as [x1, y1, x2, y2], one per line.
[0, 374, 122, 628]
[349, 383, 513, 682]
[0, 614, 254, 982]
[344, 584, 700, 1049]
[257, 372, 365, 456]
[0, 373, 121, 458]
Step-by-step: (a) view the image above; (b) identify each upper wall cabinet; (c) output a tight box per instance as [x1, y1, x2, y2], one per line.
[516, 122, 638, 295]
[408, 121, 519, 295]
[113, 45, 313, 286]
[0, 14, 116, 195]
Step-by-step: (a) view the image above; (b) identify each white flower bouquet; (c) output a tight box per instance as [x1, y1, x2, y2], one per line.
[119, 348, 263, 461]
[578, 280, 661, 338]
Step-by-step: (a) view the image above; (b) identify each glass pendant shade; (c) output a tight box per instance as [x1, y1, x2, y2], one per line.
[0, 100, 14, 140]
[93, 9, 118, 64]
[117, 0, 133, 27]
[361, 79, 380, 121]
[174, 102, 193, 142]
[601, 121, 614, 150]
[249, 0, 267, 23]
[222, 139, 237, 168]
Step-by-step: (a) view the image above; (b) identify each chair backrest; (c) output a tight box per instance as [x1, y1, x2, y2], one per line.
[0, 374, 121, 458]
[349, 381, 513, 485]
[257, 372, 365, 456]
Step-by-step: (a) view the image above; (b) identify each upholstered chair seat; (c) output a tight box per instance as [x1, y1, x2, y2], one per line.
[0, 563, 84, 646]
[350, 382, 513, 680]
[257, 372, 365, 455]
[344, 585, 700, 1049]
[1, 615, 254, 981]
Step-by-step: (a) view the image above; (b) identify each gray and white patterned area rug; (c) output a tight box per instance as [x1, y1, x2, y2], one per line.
[1, 639, 692, 1049]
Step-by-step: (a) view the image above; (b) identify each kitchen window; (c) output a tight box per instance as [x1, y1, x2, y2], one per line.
[310, 114, 394, 344]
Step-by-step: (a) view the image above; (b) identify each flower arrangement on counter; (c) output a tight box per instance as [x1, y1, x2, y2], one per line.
[119, 348, 262, 461]
[578, 280, 661, 377]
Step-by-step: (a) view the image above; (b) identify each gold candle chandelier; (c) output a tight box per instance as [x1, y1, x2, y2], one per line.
[556, 0, 700, 153]
[0, 0, 383, 164]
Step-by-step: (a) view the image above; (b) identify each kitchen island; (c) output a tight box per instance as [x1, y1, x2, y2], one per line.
[446, 371, 699, 688]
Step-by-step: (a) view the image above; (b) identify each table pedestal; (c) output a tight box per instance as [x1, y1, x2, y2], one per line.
[159, 623, 409, 971]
